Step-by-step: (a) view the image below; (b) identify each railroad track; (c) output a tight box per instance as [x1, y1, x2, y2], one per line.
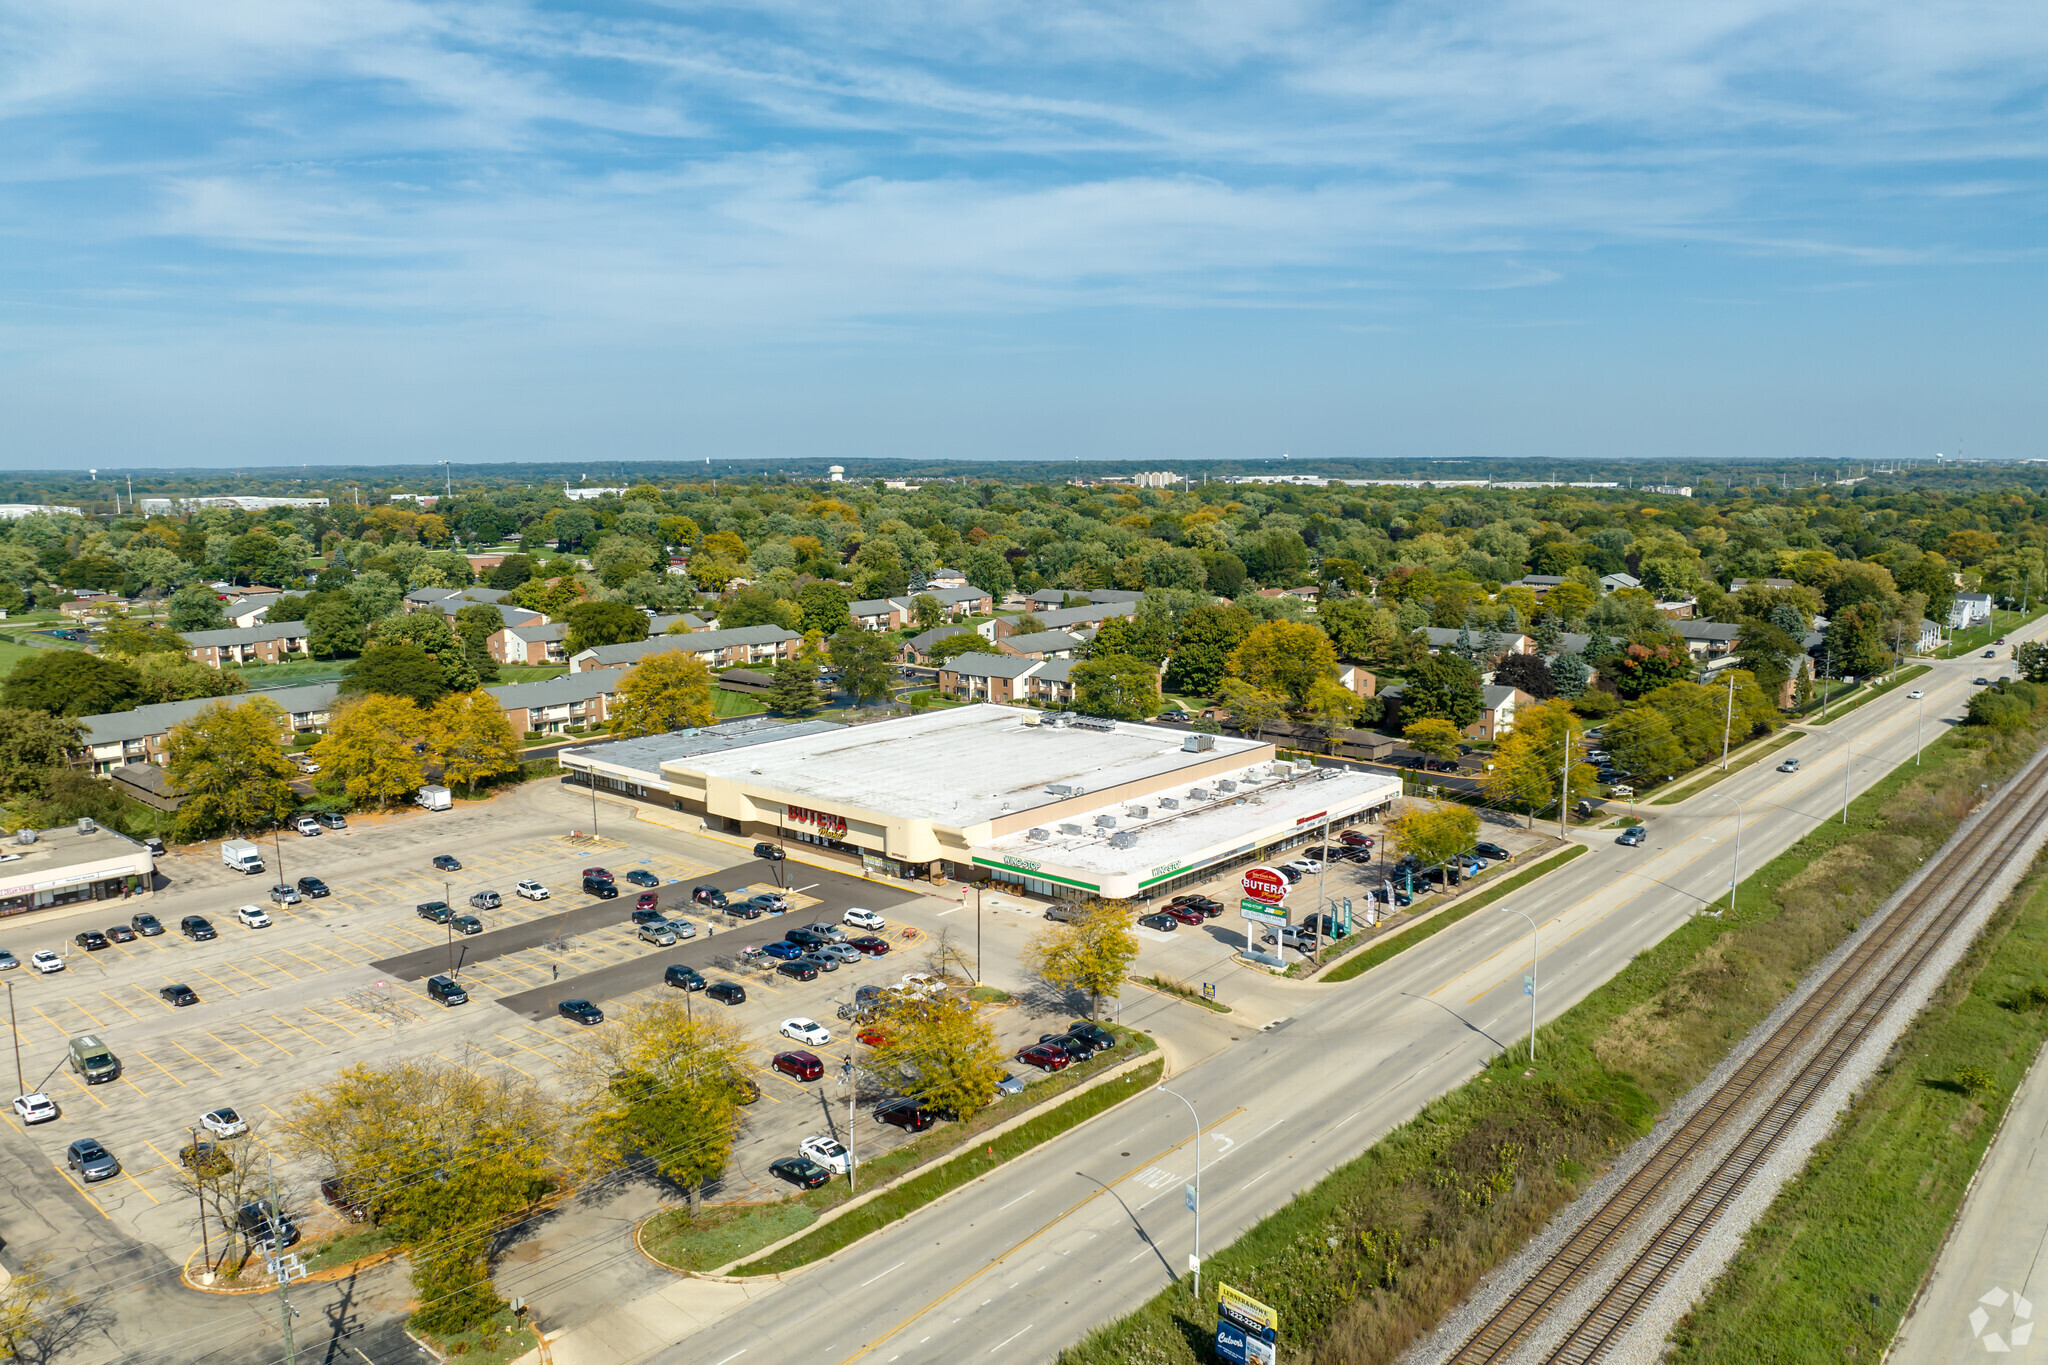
[1444, 745, 2048, 1365]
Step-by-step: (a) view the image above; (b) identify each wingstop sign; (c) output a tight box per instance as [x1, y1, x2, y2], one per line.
[1241, 865, 1288, 905]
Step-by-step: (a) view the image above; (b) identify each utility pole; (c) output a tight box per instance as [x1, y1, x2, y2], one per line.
[1557, 730, 1571, 838]
[1916, 690, 1924, 766]
[1713, 795, 1743, 915]
[1500, 907, 1538, 1061]
[7, 981, 22, 1098]
[841, 1057, 859, 1193]
[1719, 672, 1735, 770]
[974, 884, 982, 985]
[1842, 739, 1853, 825]
[265, 1156, 303, 1365]
[191, 1125, 213, 1277]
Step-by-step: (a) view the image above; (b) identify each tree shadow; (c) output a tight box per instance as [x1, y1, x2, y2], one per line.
[14, 1291, 116, 1365]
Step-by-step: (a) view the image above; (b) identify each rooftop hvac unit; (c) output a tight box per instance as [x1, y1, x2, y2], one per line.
[1189, 787, 1212, 802]
[1027, 828, 1051, 842]
[1126, 806, 1149, 819]
[77, 818, 96, 835]
[1182, 733, 1215, 752]
[1156, 797, 1180, 809]
[1045, 783, 1084, 797]
[1217, 779, 1238, 793]
[1317, 767, 1337, 780]
[1058, 823, 1085, 835]
[1071, 714, 1116, 732]
[1109, 831, 1139, 849]
[14, 828, 36, 845]
[1094, 815, 1118, 829]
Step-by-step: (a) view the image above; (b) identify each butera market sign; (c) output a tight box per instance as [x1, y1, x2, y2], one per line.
[786, 804, 847, 838]
[1241, 865, 1288, 906]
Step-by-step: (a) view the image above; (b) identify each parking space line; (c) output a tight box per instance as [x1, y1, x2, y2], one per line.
[56, 1166, 111, 1217]
[119, 1168, 160, 1204]
[301, 1005, 359, 1037]
[493, 1033, 564, 1069]
[329, 998, 392, 1029]
[278, 946, 335, 975]
[120, 1073, 150, 1100]
[94, 990, 146, 1024]
[136, 982, 178, 1011]
[251, 954, 302, 982]
[28, 1003, 73, 1040]
[243, 1025, 293, 1059]
[145, 1138, 179, 1171]
[132, 1049, 188, 1086]
[224, 962, 271, 992]
[188, 968, 240, 999]
[167, 1039, 222, 1076]
[270, 1014, 328, 1048]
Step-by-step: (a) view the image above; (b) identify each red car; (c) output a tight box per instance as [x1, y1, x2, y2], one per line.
[635, 892, 659, 912]
[582, 867, 614, 882]
[857, 1027, 892, 1047]
[848, 936, 892, 956]
[1016, 1043, 1070, 1072]
[1340, 831, 1372, 847]
[773, 1050, 824, 1081]
[1162, 905, 1205, 926]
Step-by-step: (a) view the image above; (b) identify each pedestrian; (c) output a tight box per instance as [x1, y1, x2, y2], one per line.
[551, 962, 559, 982]
[707, 923, 714, 938]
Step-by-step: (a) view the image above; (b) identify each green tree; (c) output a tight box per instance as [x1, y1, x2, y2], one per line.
[166, 583, 227, 632]
[1388, 801, 1481, 868]
[2015, 641, 2048, 684]
[1606, 640, 1696, 699]
[830, 628, 898, 705]
[1400, 653, 1484, 728]
[1967, 688, 2033, 731]
[96, 617, 189, 658]
[452, 603, 503, 684]
[608, 651, 716, 736]
[795, 581, 854, 637]
[164, 697, 300, 838]
[1071, 653, 1160, 720]
[1023, 899, 1140, 1017]
[0, 1255, 75, 1360]
[1216, 678, 1288, 740]
[1548, 650, 1591, 698]
[926, 631, 992, 665]
[718, 587, 800, 631]
[564, 599, 649, 654]
[766, 654, 822, 715]
[1732, 619, 1800, 700]
[1090, 614, 1171, 665]
[376, 611, 481, 692]
[1226, 620, 1338, 706]
[1163, 603, 1255, 696]
[1603, 706, 1687, 784]
[866, 992, 1009, 1123]
[0, 709, 85, 801]
[908, 593, 945, 630]
[130, 653, 248, 704]
[425, 689, 521, 796]
[1, 652, 142, 717]
[340, 644, 449, 705]
[572, 1003, 747, 1213]
[1479, 702, 1598, 815]
[313, 695, 427, 806]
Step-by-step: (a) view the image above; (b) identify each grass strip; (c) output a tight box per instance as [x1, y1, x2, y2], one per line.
[1650, 730, 1804, 805]
[1321, 845, 1588, 984]
[1802, 662, 1932, 726]
[1058, 704, 2048, 1365]
[738, 1056, 1167, 1274]
[639, 1027, 1158, 1273]
[1938, 605, 2048, 658]
[1667, 853, 2048, 1361]
[1131, 973, 1232, 1012]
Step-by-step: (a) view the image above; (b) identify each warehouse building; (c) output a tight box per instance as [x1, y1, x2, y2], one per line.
[560, 705, 1397, 900]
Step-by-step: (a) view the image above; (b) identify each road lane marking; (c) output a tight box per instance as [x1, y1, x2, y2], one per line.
[989, 1324, 1033, 1353]
[994, 1189, 1035, 1213]
[859, 1262, 904, 1287]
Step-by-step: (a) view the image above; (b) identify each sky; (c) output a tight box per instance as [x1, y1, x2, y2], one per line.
[1, 0, 2043, 470]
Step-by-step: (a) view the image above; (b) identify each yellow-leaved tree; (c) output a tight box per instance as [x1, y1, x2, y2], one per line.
[1402, 716, 1464, 761]
[1226, 620, 1338, 706]
[608, 650, 716, 737]
[864, 990, 1008, 1123]
[164, 697, 301, 839]
[313, 695, 426, 807]
[426, 688, 521, 797]
[1388, 801, 1481, 872]
[1480, 701, 1600, 822]
[1024, 898, 1141, 1018]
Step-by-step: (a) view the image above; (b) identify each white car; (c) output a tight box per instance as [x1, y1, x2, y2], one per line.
[780, 1018, 832, 1046]
[297, 761, 320, 773]
[799, 1134, 853, 1175]
[898, 973, 941, 997]
[668, 918, 698, 939]
[293, 815, 320, 836]
[29, 950, 63, 974]
[201, 1106, 249, 1138]
[1286, 858, 1323, 875]
[1907, 689, 1924, 699]
[1609, 785, 1636, 798]
[516, 880, 550, 901]
[12, 1093, 58, 1125]
[236, 905, 272, 929]
[843, 907, 886, 931]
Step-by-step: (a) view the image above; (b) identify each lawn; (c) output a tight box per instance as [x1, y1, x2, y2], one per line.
[1649, 729, 1804, 804]
[0, 638, 51, 680]
[1939, 602, 2048, 657]
[223, 656, 352, 684]
[495, 663, 567, 684]
[712, 688, 767, 717]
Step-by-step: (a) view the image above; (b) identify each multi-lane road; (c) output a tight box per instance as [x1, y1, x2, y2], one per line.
[631, 643, 2039, 1365]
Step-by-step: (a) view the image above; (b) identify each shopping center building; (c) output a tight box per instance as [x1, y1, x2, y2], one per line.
[0, 821, 157, 920]
[559, 706, 1399, 902]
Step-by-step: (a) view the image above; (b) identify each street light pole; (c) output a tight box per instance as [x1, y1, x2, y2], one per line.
[1719, 672, 1735, 770]
[1842, 737, 1853, 825]
[1158, 1085, 1202, 1303]
[1916, 690, 1924, 766]
[974, 884, 982, 985]
[1711, 794, 1743, 915]
[1498, 906, 1538, 1062]
[7, 981, 22, 1098]
[191, 1124, 213, 1276]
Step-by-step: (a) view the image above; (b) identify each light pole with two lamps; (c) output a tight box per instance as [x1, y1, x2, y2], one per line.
[1710, 793, 1744, 915]
[1158, 1084, 1204, 1303]
[1497, 906, 1538, 1062]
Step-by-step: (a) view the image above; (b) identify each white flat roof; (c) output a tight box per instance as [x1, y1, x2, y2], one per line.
[973, 766, 1401, 897]
[669, 704, 1265, 827]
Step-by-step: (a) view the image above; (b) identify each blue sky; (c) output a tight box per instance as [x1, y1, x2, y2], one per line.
[2, 0, 2042, 469]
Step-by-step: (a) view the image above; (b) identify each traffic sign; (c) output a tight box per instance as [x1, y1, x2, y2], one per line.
[1240, 865, 1288, 905]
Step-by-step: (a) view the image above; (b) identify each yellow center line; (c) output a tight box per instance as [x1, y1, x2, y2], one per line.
[131, 1049, 186, 1087]
[840, 1107, 1247, 1364]
[167, 1039, 222, 1077]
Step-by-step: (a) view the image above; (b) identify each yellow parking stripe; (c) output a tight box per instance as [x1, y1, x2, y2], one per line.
[132, 1049, 187, 1087]
[167, 1039, 222, 1077]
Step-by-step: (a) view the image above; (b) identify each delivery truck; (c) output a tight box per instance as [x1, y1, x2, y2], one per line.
[416, 786, 452, 812]
[220, 839, 265, 874]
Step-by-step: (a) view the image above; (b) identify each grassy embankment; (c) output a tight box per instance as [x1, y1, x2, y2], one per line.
[1058, 699, 2048, 1365]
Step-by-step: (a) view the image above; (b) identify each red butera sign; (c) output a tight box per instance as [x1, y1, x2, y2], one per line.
[786, 804, 847, 837]
[1241, 865, 1288, 905]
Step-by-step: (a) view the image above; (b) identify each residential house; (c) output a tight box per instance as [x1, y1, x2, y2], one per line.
[569, 625, 800, 673]
[1471, 685, 1532, 742]
[924, 567, 968, 589]
[76, 683, 339, 773]
[1951, 592, 1994, 629]
[1418, 627, 1534, 659]
[1022, 588, 1143, 611]
[995, 630, 1085, 660]
[1026, 657, 1077, 706]
[490, 621, 569, 665]
[183, 620, 313, 668]
[1515, 575, 1569, 595]
[405, 585, 544, 630]
[1598, 572, 1642, 593]
[1670, 620, 1744, 663]
[111, 763, 188, 814]
[487, 672, 618, 737]
[1729, 577, 1800, 593]
[901, 624, 978, 664]
[922, 584, 994, 618]
[850, 597, 909, 632]
[988, 601, 1141, 638]
[1917, 618, 1943, 653]
[935, 653, 1044, 704]
[1335, 663, 1377, 698]
[1257, 585, 1320, 606]
[221, 591, 280, 628]
[59, 595, 127, 621]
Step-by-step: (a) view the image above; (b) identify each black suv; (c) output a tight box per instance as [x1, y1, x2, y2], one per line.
[692, 885, 728, 908]
[558, 999, 604, 1025]
[1067, 1020, 1116, 1052]
[583, 877, 619, 899]
[784, 928, 830, 949]
[131, 912, 164, 936]
[415, 901, 454, 924]
[665, 964, 707, 992]
[296, 875, 330, 898]
[706, 981, 746, 1005]
[876, 1100, 936, 1132]
[752, 842, 786, 861]
[1039, 1032, 1099, 1061]
[180, 915, 217, 941]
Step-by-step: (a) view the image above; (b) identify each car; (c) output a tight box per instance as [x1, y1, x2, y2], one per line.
[816, 943, 862, 964]
[557, 999, 604, 1025]
[1039, 1032, 1098, 1061]
[637, 922, 677, 946]
[1368, 886, 1414, 907]
[105, 924, 137, 944]
[752, 841, 787, 862]
[296, 876, 330, 898]
[1275, 865, 1304, 883]
[1287, 857, 1324, 874]
[320, 1177, 370, 1222]
[143, 837, 167, 856]
[180, 1142, 233, 1176]
[452, 915, 484, 936]
[416, 901, 454, 924]
[804, 922, 848, 942]
[857, 1025, 892, 1047]
[294, 816, 321, 836]
[898, 973, 941, 996]
[514, 880, 550, 902]
[12, 1093, 57, 1124]
[583, 877, 619, 899]
[582, 867, 614, 883]
[630, 906, 666, 927]
[202, 1106, 249, 1138]
[799, 1134, 852, 1174]
[729, 1074, 762, 1105]
[665, 917, 698, 939]
[431, 855, 462, 871]
[748, 891, 791, 913]
[1985, 649, 1998, 658]
[777, 960, 820, 982]
[995, 1073, 1027, 1097]
[781, 1018, 832, 1046]
[1340, 830, 1372, 846]
[772, 1050, 824, 1081]
[848, 936, 892, 956]
[1907, 689, 1925, 699]
[1016, 1043, 1070, 1072]
[66, 1138, 119, 1182]
[1161, 905, 1205, 926]
[1426, 758, 1459, 773]
[1170, 896, 1224, 916]
[801, 947, 842, 971]
[1976, 676, 1993, 685]
[724, 898, 764, 921]
[1997, 637, 2008, 644]
[1137, 913, 1179, 932]
[160, 983, 199, 1006]
[1068, 1020, 1116, 1052]
[876, 1099, 936, 1131]
[0, 950, 14, 971]
[237, 1199, 298, 1250]
[268, 883, 300, 906]
[1777, 757, 1801, 773]
[762, 941, 804, 961]
[315, 811, 347, 830]
[1617, 825, 1647, 846]
[179, 916, 217, 942]
[236, 905, 272, 929]
[692, 885, 728, 908]
[295, 760, 321, 774]
[665, 964, 707, 992]
[625, 869, 660, 888]
[73, 931, 109, 951]
[468, 890, 502, 910]
[1158, 709, 1191, 722]
[706, 981, 746, 1005]
[768, 1156, 832, 1190]
[785, 928, 830, 949]
[131, 912, 164, 936]
[1263, 925, 1320, 951]
[635, 892, 660, 912]
[1473, 842, 1511, 862]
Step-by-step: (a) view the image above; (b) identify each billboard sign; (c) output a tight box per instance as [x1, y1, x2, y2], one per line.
[1240, 865, 1288, 905]
[1216, 1284, 1279, 1365]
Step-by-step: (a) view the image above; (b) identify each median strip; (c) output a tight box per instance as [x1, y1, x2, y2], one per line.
[1320, 844, 1588, 984]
